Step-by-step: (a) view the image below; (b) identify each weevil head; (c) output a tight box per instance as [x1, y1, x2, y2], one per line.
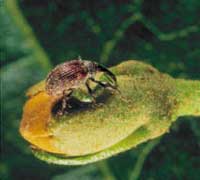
[83, 61, 99, 78]
[84, 60, 118, 88]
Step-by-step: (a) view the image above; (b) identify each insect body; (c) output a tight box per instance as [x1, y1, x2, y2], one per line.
[45, 59, 117, 114]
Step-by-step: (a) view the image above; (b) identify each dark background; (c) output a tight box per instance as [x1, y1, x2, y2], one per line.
[1, 0, 200, 179]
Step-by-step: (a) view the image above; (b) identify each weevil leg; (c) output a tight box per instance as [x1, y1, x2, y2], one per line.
[57, 90, 73, 116]
[86, 81, 96, 103]
[86, 80, 105, 108]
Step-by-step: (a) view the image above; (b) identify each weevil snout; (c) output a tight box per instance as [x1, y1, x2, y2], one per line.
[96, 64, 117, 88]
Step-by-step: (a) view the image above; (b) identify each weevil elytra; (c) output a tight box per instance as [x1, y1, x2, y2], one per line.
[45, 59, 118, 115]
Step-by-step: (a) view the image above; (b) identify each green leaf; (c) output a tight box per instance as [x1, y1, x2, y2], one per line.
[1, 0, 52, 152]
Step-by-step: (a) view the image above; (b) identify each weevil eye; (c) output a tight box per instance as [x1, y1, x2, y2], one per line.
[84, 61, 97, 75]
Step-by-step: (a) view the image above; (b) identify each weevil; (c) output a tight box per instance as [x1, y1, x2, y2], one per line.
[45, 59, 118, 115]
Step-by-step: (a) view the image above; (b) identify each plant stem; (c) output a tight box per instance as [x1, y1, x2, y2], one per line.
[97, 160, 116, 180]
[129, 138, 160, 180]
[175, 79, 200, 117]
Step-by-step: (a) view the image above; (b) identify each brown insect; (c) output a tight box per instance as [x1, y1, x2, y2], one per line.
[45, 59, 118, 114]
